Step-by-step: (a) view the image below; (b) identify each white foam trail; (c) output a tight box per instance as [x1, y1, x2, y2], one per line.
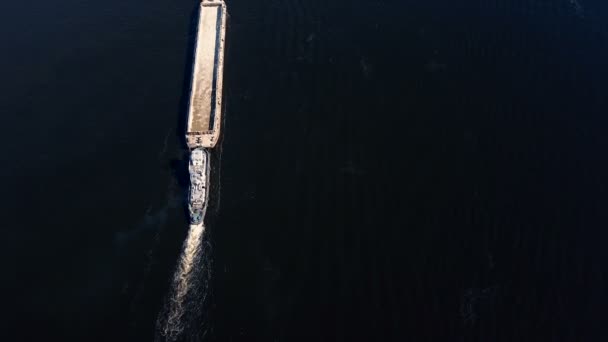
[161, 223, 206, 340]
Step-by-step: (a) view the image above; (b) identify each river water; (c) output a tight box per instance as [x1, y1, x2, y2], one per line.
[1, 0, 608, 341]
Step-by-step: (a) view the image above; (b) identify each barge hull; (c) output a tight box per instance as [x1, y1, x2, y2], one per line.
[186, 0, 227, 149]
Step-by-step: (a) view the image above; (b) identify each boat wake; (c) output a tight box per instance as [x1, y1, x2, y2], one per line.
[156, 223, 210, 341]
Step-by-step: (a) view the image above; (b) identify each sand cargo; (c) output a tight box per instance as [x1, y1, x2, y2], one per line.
[186, 0, 227, 149]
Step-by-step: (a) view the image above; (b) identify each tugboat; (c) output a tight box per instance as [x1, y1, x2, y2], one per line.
[188, 148, 210, 226]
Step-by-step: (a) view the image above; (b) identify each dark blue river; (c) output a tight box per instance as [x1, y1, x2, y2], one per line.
[1, 0, 607, 341]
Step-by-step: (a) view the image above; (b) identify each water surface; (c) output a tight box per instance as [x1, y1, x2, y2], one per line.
[1, 0, 607, 341]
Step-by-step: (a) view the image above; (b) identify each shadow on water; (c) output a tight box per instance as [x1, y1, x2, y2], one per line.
[177, 4, 202, 150]
[169, 2, 203, 219]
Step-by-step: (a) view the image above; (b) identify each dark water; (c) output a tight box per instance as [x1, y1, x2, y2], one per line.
[2, 0, 608, 340]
